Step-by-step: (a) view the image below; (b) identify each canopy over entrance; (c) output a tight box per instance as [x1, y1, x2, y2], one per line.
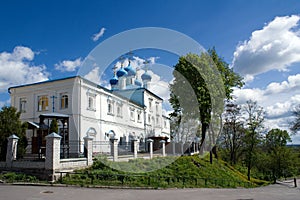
[30, 112, 70, 158]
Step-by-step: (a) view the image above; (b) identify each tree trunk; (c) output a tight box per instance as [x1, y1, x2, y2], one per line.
[247, 163, 251, 181]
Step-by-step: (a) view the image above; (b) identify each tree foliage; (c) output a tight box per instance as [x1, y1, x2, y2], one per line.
[50, 119, 59, 134]
[290, 105, 300, 133]
[263, 128, 294, 182]
[242, 100, 264, 181]
[0, 106, 27, 160]
[219, 100, 245, 164]
[169, 48, 244, 152]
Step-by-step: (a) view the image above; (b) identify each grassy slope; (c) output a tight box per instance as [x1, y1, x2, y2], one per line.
[62, 155, 269, 188]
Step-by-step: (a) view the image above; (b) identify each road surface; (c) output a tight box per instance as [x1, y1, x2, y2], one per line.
[0, 184, 299, 200]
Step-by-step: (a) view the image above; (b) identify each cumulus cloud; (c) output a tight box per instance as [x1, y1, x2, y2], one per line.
[92, 27, 106, 41]
[234, 74, 300, 120]
[265, 74, 300, 94]
[55, 58, 82, 72]
[84, 66, 101, 84]
[0, 46, 49, 92]
[232, 15, 300, 76]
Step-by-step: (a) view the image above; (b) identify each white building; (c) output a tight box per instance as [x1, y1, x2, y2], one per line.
[9, 61, 170, 157]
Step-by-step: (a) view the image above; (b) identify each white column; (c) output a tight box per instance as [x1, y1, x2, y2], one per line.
[160, 140, 166, 157]
[181, 141, 184, 155]
[84, 135, 93, 166]
[172, 141, 176, 155]
[110, 138, 118, 162]
[147, 139, 153, 159]
[6, 134, 19, 167]
[132, 139, 138, 159]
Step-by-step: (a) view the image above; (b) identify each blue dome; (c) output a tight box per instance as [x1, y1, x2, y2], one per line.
[109, 75, 118, 85]
[134, 79, 142, 86]
[116, 67, 128, 77]
[141, 71, 152, 81]
[124, 63, 136, 76]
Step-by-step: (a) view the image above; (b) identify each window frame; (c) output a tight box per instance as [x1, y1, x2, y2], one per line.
[19, 97, 27, 113]
[38, 95, 49, 111]
[60, 93, 69, 109]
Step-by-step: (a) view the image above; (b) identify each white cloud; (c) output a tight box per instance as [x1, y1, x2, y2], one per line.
[84, 67, 100, 83]
[232, 15, 300, 76]
[55, 58, 82, 72]
[92, 27, 106, 42]
[0, 46, 49, 92]
[233, 87, 265, 104]
[234, 74, 300, 105]
[233, 75, 300, 143]
[265, 74, 300, 94]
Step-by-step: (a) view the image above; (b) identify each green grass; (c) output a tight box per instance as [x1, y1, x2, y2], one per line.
[0, 172, 39, 183]
[60, 155, 270, 188]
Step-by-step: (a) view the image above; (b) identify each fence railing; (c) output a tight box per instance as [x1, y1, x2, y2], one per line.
[57, 171, 255, 188]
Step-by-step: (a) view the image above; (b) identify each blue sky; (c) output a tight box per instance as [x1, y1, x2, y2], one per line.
[1, 0, 300, 143]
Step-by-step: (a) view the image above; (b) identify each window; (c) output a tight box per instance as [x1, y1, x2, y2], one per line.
[156, 104, 159, 113]
[117, 106, 122, 117]
[87, 89, 96, 111]
[156, 117, 159, 125]
[60, 94, 68, 109]
[107, 99, 114, 115]
[88, 96, 95, 110]
[148, 114, 151, 124]
[38, 95, 48, 111]
[148, 99, 153, 112]
[137, 110, 142, 122]
[19, 98, 26, 113]
[164, 120, 167, 128]
[108, 103, 112, 113]
[130, 107, 135, 121]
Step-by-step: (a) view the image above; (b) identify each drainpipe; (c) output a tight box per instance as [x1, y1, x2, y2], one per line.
[78, 78, 82, 153]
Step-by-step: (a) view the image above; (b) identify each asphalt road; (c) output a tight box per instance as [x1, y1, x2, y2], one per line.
[0, 184, 299, 200]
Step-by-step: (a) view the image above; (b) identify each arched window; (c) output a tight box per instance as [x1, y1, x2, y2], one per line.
[108, 102, 112, 113]
[38, 95, 48, 111]
[88, 97, 94, 109]
[107, 99, 114, 115]
[60, 94, 68, 109]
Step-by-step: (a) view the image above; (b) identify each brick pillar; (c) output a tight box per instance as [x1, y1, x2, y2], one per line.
[132, 139, 138, 159]
[6, 134, 19, 167]
[45, 132, 61, 171]
[84, 135, 93, 166]
[160, 140, 166, 157]
[147, 139, 153, 159]
[110, 138, 118, 162]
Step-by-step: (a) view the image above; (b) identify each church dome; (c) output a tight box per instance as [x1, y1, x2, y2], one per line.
[124, 62, 136, 76]
[134, 79, 142, 86]
[116, 67, 128, 77]
[109, 75, 118, 85]
[141, 71, 152, 81]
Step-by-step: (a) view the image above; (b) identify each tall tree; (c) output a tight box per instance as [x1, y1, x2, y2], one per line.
[0, 106, 27, 160]
[219, 100, 245, 164]
[169, 48, 243, 162]
[264, 128, 294, 182]
[242, 100, 264, 181]
[290, 105, 300, 133]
